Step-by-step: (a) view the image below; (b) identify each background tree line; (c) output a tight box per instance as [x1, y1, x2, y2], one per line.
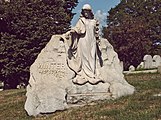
[1, 0, 161, 89]
[0, 0, 78, 89]
[103, 0, 161, 70]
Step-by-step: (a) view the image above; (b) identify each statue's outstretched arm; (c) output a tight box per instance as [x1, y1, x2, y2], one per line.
[71, 18, 86, 35]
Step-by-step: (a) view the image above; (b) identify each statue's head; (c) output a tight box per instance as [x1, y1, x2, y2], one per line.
[81, 4, 94, 19]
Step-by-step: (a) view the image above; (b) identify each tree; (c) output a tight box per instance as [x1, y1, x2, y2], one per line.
[103, 0, 161, 70]
[0, 0, 78, 89]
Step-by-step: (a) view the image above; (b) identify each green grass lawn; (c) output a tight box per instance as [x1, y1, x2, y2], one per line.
[0, 73, 161, 120]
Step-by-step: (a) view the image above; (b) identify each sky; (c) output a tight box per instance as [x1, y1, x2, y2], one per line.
[71, 0, 121, 27]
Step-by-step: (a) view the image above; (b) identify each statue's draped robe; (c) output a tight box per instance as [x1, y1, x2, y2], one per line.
[67, 17, 100, 84]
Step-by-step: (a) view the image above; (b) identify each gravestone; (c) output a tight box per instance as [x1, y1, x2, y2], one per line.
[143, 55, 153, 69]
[137, 62, 144, 70]
[129, 65, 135, 72]
[25, 35, 135, 116]
[152, 55, 161, 68]
[25, 4, 135, 116]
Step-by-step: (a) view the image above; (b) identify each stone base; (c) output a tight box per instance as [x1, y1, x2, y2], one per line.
[66, 82, 111, 105]
[67, 92, 111, 105]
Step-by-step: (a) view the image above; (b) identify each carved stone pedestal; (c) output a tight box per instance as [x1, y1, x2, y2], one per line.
[67, 82, 111, 105]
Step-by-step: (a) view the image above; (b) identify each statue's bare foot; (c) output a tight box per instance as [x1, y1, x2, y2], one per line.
[72, 76, 87, 85]
[88, 77, 104, 85]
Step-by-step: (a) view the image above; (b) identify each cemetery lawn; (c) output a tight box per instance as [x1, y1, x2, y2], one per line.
[0, 73, 161, 120]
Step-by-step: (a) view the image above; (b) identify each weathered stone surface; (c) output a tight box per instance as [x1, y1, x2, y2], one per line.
[25, 35, 74, 116]
[152, 55, 161, 68]
[120, 61, 124, 72]
[109, 82, 135, 99]
[67, 82, 111, 104]
[143, 55, 153, 69]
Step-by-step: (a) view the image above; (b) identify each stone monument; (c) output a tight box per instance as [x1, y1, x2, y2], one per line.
[137, 62, 144, 70]
[129, 65, 135, 72]
[143, 55, 153, 69]
[152, 55, 161, 68]
[25, 4, 135, 116]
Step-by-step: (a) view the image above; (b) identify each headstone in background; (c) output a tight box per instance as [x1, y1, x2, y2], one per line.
[152, 55, 161, 68]
[129, 65, 135, 72]
[137, 62, 144, 70]
[143, 55, 153, 69]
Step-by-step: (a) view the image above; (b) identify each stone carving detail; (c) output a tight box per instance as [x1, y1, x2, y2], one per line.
[25, 4, 135, 116]
[37, 62, 66, 79]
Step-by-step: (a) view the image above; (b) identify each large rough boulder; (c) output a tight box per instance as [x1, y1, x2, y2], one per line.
[25, 35, 74, 116]
[25, 35, 135, 116]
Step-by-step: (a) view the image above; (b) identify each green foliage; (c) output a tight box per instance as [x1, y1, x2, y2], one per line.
[103, 0, 161, 70]
[0, 0, 78, 89]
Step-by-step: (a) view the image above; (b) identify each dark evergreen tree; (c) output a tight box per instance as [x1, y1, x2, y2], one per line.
[0, 0, 78, 89]
[103, 0, 161, 70]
